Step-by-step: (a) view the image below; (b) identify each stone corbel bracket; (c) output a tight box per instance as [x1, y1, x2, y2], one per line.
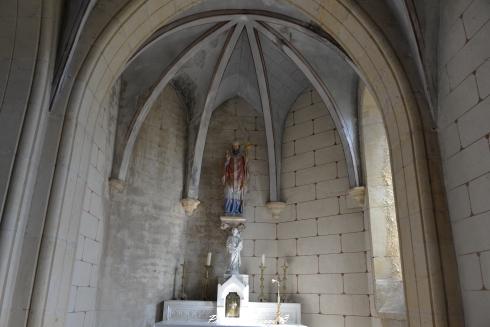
[346, 186, 366, 209]
[266, 201, 287, 219]
[181, 197, 200, 216]
[109, 178, 126, 193]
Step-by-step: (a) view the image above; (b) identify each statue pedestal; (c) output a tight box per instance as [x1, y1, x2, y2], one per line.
[220, 216, 246, 230]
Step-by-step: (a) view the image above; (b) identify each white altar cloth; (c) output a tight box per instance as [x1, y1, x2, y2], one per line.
[154, 300, 307, 327]
[157, 324, 306, 327]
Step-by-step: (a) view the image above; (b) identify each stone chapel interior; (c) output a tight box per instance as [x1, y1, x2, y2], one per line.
[1, 0, 489, 327]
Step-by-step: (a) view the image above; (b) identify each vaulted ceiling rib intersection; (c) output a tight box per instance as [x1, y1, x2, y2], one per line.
[114, 11, 361, 203]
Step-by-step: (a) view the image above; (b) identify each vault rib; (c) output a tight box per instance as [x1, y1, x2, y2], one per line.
[247, 24, 279, 201]
[118, 21, 235, 181]
[254, 21, 360, 187]
[185, 23, 245, 199]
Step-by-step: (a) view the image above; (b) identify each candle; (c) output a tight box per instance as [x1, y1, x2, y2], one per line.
[261, 254, 266, 266]
[206, 252, 212, 266]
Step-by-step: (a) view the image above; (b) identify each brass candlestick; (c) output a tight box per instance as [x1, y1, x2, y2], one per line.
[179, 261, 187, 300]
[258, 263, 267, 302]
[281, 261, 289, 303]
[201, 264, 212, 300]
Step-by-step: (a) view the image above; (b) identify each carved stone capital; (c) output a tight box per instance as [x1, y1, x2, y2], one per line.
[181, 197, 200, 216]
[266, 201, 287, 219]
[347, 186, 366, 208]
[109, 178, 126, 193]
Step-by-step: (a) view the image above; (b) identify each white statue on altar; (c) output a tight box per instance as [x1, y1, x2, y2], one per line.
[226, 227, 242, 275]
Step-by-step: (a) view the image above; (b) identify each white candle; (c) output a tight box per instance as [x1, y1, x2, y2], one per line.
[261, 254, 266, 266]
[206, 252, 212, 266]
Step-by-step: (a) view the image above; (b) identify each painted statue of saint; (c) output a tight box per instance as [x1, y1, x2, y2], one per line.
[222, 141, 249, 216]
[226, 228, 243, 275]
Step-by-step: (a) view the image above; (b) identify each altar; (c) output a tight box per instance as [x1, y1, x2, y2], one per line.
[156, 143, 306, 327]
[155, 300, 305, 327]
[155, 272, 306, 327]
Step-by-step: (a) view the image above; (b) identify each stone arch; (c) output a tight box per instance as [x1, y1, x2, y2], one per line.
[282, 1, 460, 325]
[360, 84, 406, 321]
[31, 1, 461, 326]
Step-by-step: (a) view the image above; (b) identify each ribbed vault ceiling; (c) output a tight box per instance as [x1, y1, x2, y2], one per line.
[114, 6, 361, 203]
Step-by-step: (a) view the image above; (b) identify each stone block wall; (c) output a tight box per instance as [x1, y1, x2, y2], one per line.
[65, 83, 119, 327]
[0, 1, 45, 217]
[438, 1, 490, 325]
[86, 87, 415, 327]
[279, 89, 370, 327]
[184, 97, 272, 300]
[185, 91, 373, 327]
[95, 86, 187, 327]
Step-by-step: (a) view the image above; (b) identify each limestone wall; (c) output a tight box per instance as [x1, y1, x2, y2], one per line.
[184, 97, 271, 300]
[65, 83, 119, 327]
[0, 0, 47, 217]
[438, 1, 490, 325]
[185, 90, 373, 327]
[88, 88, 409, 327]
[96, 86, 187, 327]
[278, 89, 370, 327]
